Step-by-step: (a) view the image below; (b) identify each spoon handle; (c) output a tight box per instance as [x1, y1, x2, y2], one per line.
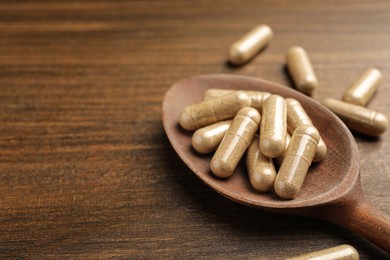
[323, 197, 390, 253]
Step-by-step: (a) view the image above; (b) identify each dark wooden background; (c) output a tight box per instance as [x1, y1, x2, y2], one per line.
[0, 0, 389, 259]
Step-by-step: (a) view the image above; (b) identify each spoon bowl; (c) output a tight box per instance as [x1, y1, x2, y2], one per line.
[162, 74, 390, 253]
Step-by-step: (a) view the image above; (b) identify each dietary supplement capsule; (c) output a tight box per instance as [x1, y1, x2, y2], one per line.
[342, 68, 382, 106]
[246, 136, 276, 192]
[274, 125, 319, 199]
[274, 133, 291, 166]
[286, 46, 318, 96]
[322, 98, 388, 136]
[286, 98, 327, 162]
[229, 24, 273, 65]
[286, 244, 359, 260]
[211, 107, 261, 178]
[260, 95, 287, 158]
[192, 120, 232, 154]
[204, 89, 271, 111]
[179, 91, 250, 131]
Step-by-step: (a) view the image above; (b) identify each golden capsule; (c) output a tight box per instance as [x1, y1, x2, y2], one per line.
[179, 91, 250, 131]
[203, 89, 271, 111]
[192, 120, 232, 154]
[274, 132, 291, 166]
[286, 46, 318, 96]
[342, 68, 382, 106]
[229, 24, 273, 65]
[274, 125, 319, 199]
[286, 244, 359, 260]
[286, 98, 327, 162]
[322, 98, 388, 136]
[211, 107, 261, 178]
[246, 136, 276, 192]
[260, 95, 287, 158]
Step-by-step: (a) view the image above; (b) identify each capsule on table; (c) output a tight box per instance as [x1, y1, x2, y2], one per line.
[285, 244, 359, 260]
[192, 120, 232, 154]
[203, 89, 271, 111]
[246, 136, 276, 192]
[342, 68, 382, 106]
[274, 125, 319, 199]
[286, 46, 318, 96]
[211, 107, 261, 178]
[322, 98, 388, 136]
[179, 91, 250, 131]
[229, 24, 273, 65]
[286, 98, 327, 162]
[260, 95, 287, 158]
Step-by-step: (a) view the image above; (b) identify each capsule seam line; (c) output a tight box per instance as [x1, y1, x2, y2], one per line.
[288, 154, 312, 165]
[209, 103, 218, 124]
[233, 133, 252, 146]
[190, 107, 200, 130]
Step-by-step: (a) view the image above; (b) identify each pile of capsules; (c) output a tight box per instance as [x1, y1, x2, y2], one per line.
[179, 89, 327, 199]
[228, 24, 388, 137]
[178, 24, 388, 200]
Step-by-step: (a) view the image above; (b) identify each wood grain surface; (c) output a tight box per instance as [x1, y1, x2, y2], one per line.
[0, 0, 389, 259]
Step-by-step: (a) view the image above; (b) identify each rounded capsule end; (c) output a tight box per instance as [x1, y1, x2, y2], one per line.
[274, 178, 300, 199]
[228, 45, 249, 65]
[191, 129, 211, 154]
[294, 125, 320, 142]
[250, 166, 276, 192]
[313, 138, 327, 162]
[285, 98, 301, 107]
[374, 112, 388, 135]
[344, 245, 360, 260]
[235, 91, 252, 108]
[179, 106, 197, 131]
[210, 158, 235, 178]
[342, 93, 364, 106]
[237, 107, 261, 124]
[298, 76, 318, 96]
[260, 136, 286, 158]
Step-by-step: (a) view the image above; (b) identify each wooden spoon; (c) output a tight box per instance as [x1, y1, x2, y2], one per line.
[162, 74, 390, 253]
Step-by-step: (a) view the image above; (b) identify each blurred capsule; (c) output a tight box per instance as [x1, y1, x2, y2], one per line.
[342, 68, 382, 106]
[286, 244, 359, 260]
[229, 24, 273, 65]
[322, 98, 388, 136]
[286, 46, 318, 95]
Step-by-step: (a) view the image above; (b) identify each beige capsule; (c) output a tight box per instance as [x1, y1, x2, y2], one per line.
[260, 95, 287, 158]
[286, 244, 359, 260]
[274, 125, 319, 199]
[192, 120, 232, 154]
[274, 132, 291, 166]
[286, 46, 318, 96]
[229, 24, 273, 65]
[203, 89, 271, 111]
[211, 107, 261, 178]
[179, 91, 250, 131]
[286, 98, 327, 162]
[322, 98, 388, 136]
[342, 68, 382, 106]
[246, 136, 276, 192]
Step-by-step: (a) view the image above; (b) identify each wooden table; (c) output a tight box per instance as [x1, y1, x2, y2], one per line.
[0, 1, 389, 259]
